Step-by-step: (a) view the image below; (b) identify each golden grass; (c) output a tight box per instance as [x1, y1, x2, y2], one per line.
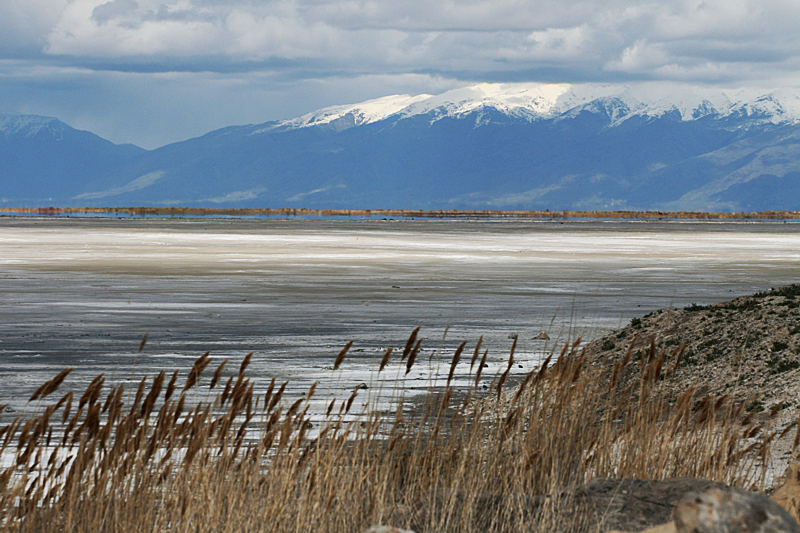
[0, 331, 778, 533]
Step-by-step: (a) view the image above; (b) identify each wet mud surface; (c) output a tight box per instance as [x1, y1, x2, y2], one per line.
[1, 217, 798, 420]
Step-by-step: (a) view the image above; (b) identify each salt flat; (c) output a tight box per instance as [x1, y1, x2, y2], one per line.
[0, 217, 798, 421]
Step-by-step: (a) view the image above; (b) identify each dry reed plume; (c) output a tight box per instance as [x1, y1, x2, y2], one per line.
[0, 330, 780, 533]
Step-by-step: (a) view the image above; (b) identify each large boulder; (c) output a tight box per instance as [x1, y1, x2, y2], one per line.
[674, 487, 800, 533]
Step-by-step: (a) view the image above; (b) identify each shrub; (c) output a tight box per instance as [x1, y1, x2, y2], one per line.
[768, 358, 800, 375]
[773, 341, 790, 352]
[746, 399, 765, 413]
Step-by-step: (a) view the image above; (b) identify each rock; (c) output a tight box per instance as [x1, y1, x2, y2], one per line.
[674, 486, 800, 533]
[567, 478, 730, 532]
[610, 486, 800, 533]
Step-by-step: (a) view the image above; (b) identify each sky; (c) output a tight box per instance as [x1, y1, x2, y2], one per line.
[3, 0, 800, 149]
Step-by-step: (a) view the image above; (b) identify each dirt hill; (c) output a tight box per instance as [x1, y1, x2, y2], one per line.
[580, 283, 800, 487]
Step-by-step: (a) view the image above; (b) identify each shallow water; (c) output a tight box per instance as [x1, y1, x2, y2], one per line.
[0, 217, 798, 422]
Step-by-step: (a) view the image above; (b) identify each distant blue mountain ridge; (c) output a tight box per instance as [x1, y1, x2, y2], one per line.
[3, 83, 800, 212]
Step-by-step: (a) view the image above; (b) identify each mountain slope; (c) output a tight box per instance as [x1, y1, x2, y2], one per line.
[5, 83, 800, 211]
[0, 115, 146, 206]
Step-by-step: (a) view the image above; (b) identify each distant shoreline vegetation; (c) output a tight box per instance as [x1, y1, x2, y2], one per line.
[2, 206, 800, 221]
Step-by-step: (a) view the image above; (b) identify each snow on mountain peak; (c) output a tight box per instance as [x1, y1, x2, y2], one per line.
[726, 89, 800, 123]
[398, 82, 576, 119]
[275, 93, 433, 130]
[583, 85, 734, 124]
[0, 114, 62, 139]
[265, 82, 800, 134]
[266, 83, 593, 132]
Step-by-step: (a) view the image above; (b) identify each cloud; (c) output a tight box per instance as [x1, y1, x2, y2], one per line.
[46, 0, 225, 57]
[26, 0, 798, 87]
[1, 0, 789, 87]
[0, 0, 69, 57]
[606, 40, 670, 73]
[0, 60, 464, 148]
[6, 0, 800, 148]
[91, 0, 140, 25]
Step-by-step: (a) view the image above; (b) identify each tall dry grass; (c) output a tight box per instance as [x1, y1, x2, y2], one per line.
[0, 331, 777, 533]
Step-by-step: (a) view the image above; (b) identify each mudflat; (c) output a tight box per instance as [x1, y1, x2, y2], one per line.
[1, 217, 798, 419]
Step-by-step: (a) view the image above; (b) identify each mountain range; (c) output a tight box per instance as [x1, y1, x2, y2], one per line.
[3, 82, 800, 212]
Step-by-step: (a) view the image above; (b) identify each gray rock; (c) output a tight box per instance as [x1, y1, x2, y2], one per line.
[566, 478, 730, 533]
[675, 487, 800, 533]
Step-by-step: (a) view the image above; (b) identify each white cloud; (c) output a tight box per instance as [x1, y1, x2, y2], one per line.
[606, 40, 670, 72]
[18, 0, 800, 87]
[649, 0, 781, 41]
[6, 0, 800, 147]
[0, 0, 69, 55]
[522, 25, 594, 60]
[221, 9, 348, 59]
[46, 0, 224, 56]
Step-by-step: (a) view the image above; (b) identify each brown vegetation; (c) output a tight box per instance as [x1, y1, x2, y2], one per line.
[0, 326, 782, 533]
[582, 284, 800, 481]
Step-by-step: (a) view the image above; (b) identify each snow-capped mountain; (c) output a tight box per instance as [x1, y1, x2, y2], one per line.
[261, 93, 433, 131]
[266, 83, 800, 132]
[4, 83, 800, 211]
[0, 114, 68, 140]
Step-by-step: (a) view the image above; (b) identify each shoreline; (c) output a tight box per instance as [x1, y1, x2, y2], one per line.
[2, 206, 800, 221]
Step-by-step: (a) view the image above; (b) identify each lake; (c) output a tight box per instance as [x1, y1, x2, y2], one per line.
[1, 217, 798, 422]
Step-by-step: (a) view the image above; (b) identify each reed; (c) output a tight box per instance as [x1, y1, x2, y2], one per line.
[0, 331, 777, 533]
